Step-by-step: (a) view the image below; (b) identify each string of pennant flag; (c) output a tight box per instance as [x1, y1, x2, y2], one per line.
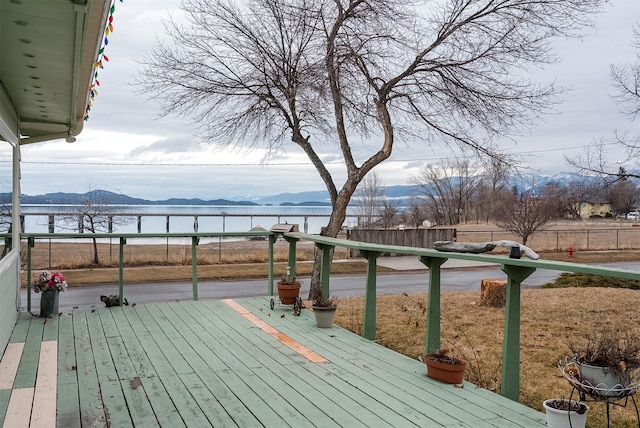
[84, 0, 124, 122]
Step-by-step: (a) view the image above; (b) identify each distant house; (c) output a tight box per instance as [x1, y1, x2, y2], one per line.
[579, 202, 612, 219]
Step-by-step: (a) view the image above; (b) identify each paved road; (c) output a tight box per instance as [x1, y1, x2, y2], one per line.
[21, 261, 640, 312]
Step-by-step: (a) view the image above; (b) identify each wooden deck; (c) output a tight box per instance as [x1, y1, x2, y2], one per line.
[0, 297, 546, 427]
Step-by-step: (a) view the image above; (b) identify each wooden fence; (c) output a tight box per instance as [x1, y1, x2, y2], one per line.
[348, 228, 455, 256]
[458, 228, 640, 252]
[349, 227, 640, 255]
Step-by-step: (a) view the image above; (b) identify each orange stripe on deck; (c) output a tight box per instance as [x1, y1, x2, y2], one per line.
[223, 299, 328, 363]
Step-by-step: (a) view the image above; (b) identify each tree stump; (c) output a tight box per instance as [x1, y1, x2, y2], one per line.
[480, 279, 507, 307]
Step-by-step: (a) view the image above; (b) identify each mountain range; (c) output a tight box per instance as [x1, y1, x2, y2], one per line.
[5, 171, 599, 206]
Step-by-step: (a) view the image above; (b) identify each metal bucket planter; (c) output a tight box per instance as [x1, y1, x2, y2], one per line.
[577, 362, 631, 397]
[40, 289, 59, 317]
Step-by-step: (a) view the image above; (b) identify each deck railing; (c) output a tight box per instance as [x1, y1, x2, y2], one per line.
[20, 230, 640, 403]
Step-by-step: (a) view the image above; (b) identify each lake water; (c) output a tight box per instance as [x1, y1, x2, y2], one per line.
[20, 205, 360, 237]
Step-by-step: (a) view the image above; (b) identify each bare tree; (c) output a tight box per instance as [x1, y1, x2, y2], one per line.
[379, 199, 401, 230]
[608, 179, 640, 216]
[412, 159, 483, 225]
[354, 171, 385, 228]
[568, 23, 640, 179]
[405, 197, 427, 228]
[478, 154, 518, 222]
[139, 0, 606, 293]
[59, 188, 133, 265]
[495, 191, 555, 245]
[611, 23, 640, 120]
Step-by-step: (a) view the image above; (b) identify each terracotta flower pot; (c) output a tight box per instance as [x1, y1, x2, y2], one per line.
[424, 354, 466, 384]
[277, 283, 301, 305]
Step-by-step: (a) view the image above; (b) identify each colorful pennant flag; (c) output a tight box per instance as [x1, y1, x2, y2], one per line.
[84, 0, 123, 121]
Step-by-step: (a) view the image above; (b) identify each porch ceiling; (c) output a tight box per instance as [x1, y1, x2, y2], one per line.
[0, 0, 110, 145]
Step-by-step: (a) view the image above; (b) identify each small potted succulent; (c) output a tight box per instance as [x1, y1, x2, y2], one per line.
[422, 349, 466, 384]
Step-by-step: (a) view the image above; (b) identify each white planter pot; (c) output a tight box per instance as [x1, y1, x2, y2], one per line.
[312, 305, 337, 328]
[543, 399, 589, 428]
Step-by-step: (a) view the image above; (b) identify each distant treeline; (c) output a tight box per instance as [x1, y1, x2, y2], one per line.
[0, 190, 331, 207]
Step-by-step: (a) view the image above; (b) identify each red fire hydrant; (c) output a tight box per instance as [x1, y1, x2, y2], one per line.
[568, 246, 574, 257]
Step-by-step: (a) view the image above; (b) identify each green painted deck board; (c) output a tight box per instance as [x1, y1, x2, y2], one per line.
[0, 389, 10, 427]
[98, 379, 133, 428]
[56, 382, 81, 428]
[120, 306, 220, 427]
[171, 302, 325, 426]
[240, 297, 548, 427]
[119, 378, 159, 427]
[246, 302, 451, 426]
[86, 309, 119, 382]
[188, 301, 383, 427]
[138, 304, 263, 426]
[72, 309, 108, 427]
[13, 314, 43, 388]
[8, 312, 32, 343]
[146, 302, 294, 426]
[0, 298, 546, 427]
[56, 314, 81, 428]
[192, 304, 379, 427]
[282, 323, 491, 425]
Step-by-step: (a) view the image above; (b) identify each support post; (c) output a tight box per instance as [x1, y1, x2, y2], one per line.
[361, 250, 381, 340]
[118, 237, 126, 306]
[420, 256, 447, 354]
[192, 236, 199, 300]
[318, 244, 332, 299]
[26, 237, 34, 312]
[500, 264, 536, 402]
[268, 234, 276, 296]
[284, 236, 298, 278]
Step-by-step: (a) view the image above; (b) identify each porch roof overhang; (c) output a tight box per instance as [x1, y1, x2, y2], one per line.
[0, 0, 110, 146]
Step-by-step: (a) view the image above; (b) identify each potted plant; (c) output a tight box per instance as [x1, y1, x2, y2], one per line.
[310, 284, 337, 328]
[33, 271, 68, 317]
[422, 349, 466, 384]
[569, 329, 640, 396]
[543, 399, 589, 428]
[276, 267, 301, 305]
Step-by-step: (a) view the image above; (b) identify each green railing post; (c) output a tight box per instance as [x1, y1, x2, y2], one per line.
[361, 250, 381, 340]
[119, 237, 126, 306]
[500, 264, 536, 402]
[192, 236, 199, 301]
[318, 244, 332, 299]
[284, 236, 298, 278]
[26, 237, 35, 312]
[268, 234, 276, 296]
[420, 256, 447, 354]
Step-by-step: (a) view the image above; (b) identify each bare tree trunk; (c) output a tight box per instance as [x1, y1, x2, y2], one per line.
[92, 237, 99, 265]
[307, 188, 353, 299]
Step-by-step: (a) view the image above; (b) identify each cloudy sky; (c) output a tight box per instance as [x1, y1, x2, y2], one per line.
[18, 1, 640, 201]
